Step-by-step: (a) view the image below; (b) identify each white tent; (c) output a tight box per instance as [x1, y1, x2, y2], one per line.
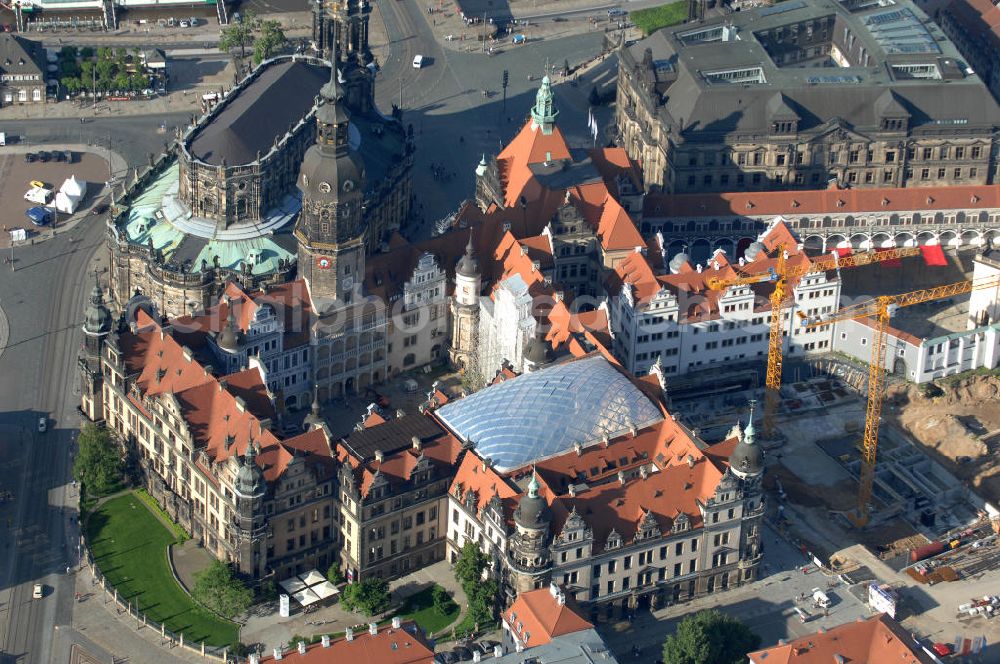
[55, 175, 88, 215]
[279, 576, 307, 595]
[292, 587, 322, 607]
[301, 569, 326, 586]
[311, 581, 339, 600]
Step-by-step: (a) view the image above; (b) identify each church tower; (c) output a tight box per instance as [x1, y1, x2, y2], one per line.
[233, 442, 267, 578]
[449, 231, 481, 371]
[295, 66, 367, 304]
[730, 402, 765, 583]
[530, 76, 559, 135]
[509, 472, 552, 594]
[79, 274, 113, 422]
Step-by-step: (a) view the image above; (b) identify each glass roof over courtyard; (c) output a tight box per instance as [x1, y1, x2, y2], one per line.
[436, 355, 665, 472]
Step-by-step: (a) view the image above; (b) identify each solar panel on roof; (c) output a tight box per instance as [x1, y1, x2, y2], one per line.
[758, 0, 805, 17]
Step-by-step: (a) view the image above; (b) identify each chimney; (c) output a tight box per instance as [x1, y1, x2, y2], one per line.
[249, 655, 260, 664]
[602, 435, 610, 448]
[412, 436, 422, 451]
[273, 648, 283, 660]
[321, 635, 331, 648]
[482, 457, 493, 471]
[640, 465, 649, 480]
[618, 470, 626, 485]
[549, 582, 559, 597]
[568, 484, 577, 497]
[369, 622, 378, 636]
[392, 616, 402, 629]
[556, 592, 566, 606]
[686, 455, 696, 468]
[574, 442, 582, 456]
[297, 641, 306, 655]
[374, 450, 384, 464]
[346, 628, 354, 641]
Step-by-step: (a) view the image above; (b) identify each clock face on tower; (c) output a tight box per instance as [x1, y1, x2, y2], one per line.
[319, 182, 332, 193]
[316, 256, 333, 270]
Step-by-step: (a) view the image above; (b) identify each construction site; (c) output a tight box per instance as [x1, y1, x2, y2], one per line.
[666, 241, 1000, 652]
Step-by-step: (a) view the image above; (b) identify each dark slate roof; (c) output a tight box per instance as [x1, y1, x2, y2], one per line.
[187, 60, 329, 166]
[0, 34, 46, 78]
[623, 0, 1000, 140]
[340, 413, 446, 462]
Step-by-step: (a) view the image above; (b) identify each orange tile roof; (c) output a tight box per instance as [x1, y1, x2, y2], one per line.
[259, 621, 434, 664]
[497, 121, 573, 207]
[172, 279, 313, 349]
[589, 147, 642, 195]
[499, 417, 737, 551]
[505, 588, 593, 648]
[644, 184, 1000, 220]
[337, 416, 463, 499]
[118, 312, 333, 486]
[748, 614, 934, 664]
[945, 0, 1000, 55]
[450, 453, 520, 518]
[611, 223, 829, 323]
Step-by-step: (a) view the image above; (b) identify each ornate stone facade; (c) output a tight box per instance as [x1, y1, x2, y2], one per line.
[616, 0, 1000, 194]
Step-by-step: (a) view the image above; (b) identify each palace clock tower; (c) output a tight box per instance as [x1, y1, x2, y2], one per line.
[295, 66, 367, 303]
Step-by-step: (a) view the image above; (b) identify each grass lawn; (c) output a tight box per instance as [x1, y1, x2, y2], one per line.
[85, 492, 239, 647]
[399, 585, 460, 634]
[631, 0, 688, 35]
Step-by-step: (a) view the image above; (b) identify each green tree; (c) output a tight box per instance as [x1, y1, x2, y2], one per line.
[59, 45, 78, 60]
[95, 58, 116, 81]
[191, 560, 253, 620]
[80, 46, 94, 59]
[219, 15, 255, 59]
[252, 19, 286, 64]
[326, 563, 345, 585]
[340, 577, 390, 616]
[432, 584, 455, 616]
[96, 46, 112, 61]
[61, 77, 82, 94]
[466, 578, 498, 626]
[453, 541, 489, 590]
[661, 609, 760, 664]
[72, 423, 122, 497]
[130, 73, 150, 90]
[113, 72, 130, 92]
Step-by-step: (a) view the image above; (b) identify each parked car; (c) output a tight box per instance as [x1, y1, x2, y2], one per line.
[32, 583, 43, 599]
[92, 202, 109, 215]
[932, 643, 953, 657]
[24, 153, 37, 163]
[25, 206, 52, 226]
[53, 150, 67, 162]
[451, 646, 473, 662]
[412, 54, 424, 68]
[29, 179, 45, 189]
[37, 151, 51, 162]
[475, 640, 500, 655]
[432, 652, 456, 664]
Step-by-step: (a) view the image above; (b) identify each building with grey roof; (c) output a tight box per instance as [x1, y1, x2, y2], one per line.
[0, 34, 47, 106]
[616, 0, 1000, 194]
[106, 54, 413, 319]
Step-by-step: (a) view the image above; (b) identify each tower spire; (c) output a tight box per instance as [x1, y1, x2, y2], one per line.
[744, 399, 756, 446]
[530, 76, 559, 135]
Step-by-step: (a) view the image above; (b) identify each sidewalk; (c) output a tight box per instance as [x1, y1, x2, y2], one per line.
[241, 560, 469, 653]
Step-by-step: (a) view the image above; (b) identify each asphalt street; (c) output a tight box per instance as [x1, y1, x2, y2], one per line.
[0, 211, 107, 664]
[374, 0, 613, 227]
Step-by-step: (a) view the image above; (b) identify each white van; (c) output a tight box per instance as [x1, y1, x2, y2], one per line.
[0, 132, 6, 146]
[412, 54, 424, 69]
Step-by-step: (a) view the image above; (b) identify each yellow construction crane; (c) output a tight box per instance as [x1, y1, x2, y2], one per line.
[800, 274, 1000, 526]
[706, 246, 922, 437]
